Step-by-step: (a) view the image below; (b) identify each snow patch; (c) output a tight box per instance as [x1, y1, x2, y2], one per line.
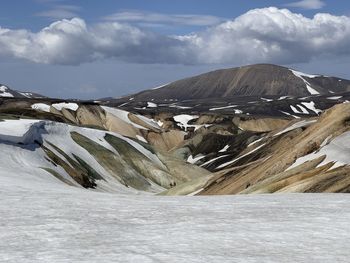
[209, 105, 237, 111]
[327, 96, 342, 100]
[261, 97, 273, 102]
[290, 69, 320, 95]
[187, 154, 205, 164]
[0, 85, 14, 97]
[288, 132, 350, 170]
[147, 102, 157, 108]
[301, 101, 322, 115]
[279, 111, 301, 119]
[102, 106, 146, 130]
[216, 144, 266, 169]
[52, 102, 79, 111]
[274, 120, 317, 137]
[173, 114, 199, 131]
[31, 103, 50, 113]
[219, 145, 230, 153]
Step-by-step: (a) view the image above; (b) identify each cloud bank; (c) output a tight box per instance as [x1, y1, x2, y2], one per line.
[0, 7, 349, 66]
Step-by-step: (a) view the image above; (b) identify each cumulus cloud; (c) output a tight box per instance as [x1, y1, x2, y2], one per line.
[285, 0, 325, 10]
[0, 18, 190, 65]
[0, 7, 350, 65]
[104, 10, 225, 27]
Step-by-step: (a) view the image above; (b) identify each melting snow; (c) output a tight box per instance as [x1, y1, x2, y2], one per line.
[102, 106, 146, 130]
[147, 102, 157, 108]
[52, 102, 79, 111]
[217, 144, 266, 169]
[134, 114, 161, 130]
[327, 96, 343, 100]
[209, 105, 237, 111]
[200, 154, 230, 167]
[248, 137, 265, 147]
[290, 105, 309, 114]
[0, 85, 14, 97]
[169, 104, 192, 109]
[278, 96, 292, 100]
[301, 101, 322, 115]
[290, 70, 320, 95]
[187, 154, 206, 164]
[174, 114, 199, 131]
[219, 145, 230, 152]
[151, 83, 169, 90]
[31, 103, 51, 113]
[279, 111, 301, 119]
[274, 120, 317, 137]
[288, 131, 350, 170]
[136, 135, 147, 143]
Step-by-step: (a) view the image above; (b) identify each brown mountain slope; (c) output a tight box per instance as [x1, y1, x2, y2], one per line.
[123, 64, 350, 100]
[198, 103, 350, 195]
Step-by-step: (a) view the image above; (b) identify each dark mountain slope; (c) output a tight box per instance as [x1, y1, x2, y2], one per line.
[122, 64, 350, 100]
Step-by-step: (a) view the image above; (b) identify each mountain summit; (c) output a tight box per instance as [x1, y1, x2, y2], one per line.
[0, 84, 44, 99]
[126, 64, 350, 100]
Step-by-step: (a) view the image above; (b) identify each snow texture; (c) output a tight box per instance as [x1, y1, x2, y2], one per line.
[52, 102, 79, 111]
[31, 103, 51, 112]
[290, 69, 320, 95]
[0, 85, 14, 97]
[147, 102, 157, 108]
[187, 154, 206, 164]
[173, 114, 199, 131]
[216, 143, 266, 169]
[2, 178, 349, 263]
[301, 101, 323, 115]
[288, 131, 350, 170]
[219, 145, 230, 152]
[102, 106, 146, 130]
[209, 105, 237, 111]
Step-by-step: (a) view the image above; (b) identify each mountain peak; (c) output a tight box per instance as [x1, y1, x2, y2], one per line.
[125, 64, 350, 100]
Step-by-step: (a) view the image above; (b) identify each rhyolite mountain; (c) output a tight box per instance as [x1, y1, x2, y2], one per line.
[1, 64, 350, 262]
[120, 64, 350, 100]
[0, 84, 45, 98]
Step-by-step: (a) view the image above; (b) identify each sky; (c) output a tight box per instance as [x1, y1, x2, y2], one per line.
[0, 0, 350, 99]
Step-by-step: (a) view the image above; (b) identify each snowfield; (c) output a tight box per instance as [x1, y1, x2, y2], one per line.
[1, 174, 350, 263]
[1, 118, 350, 262]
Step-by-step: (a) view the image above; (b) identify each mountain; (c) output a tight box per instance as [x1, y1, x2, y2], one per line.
[1, 85, 350, 261]
[0, 95, 349, 195]
[120, 64, 350, 100]
[0, 84, 45, 98]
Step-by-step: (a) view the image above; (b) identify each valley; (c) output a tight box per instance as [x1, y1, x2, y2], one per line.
[1, 64, 350, 262]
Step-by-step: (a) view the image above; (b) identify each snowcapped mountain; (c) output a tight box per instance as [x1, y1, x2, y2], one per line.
[0, 84, 45, 98]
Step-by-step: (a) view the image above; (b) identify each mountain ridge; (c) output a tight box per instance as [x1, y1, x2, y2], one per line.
[119, 64, 350, 101]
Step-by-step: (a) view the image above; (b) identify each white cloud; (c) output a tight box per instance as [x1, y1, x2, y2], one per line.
[0, 18, 189, 65]
[184, 7, 350, 65]
[285, 0, 325, 10]
[0, 7, 350, 66]
[104, 10, 225, 27]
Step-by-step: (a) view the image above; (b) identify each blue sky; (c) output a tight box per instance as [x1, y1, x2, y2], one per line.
[0, 0, 350, 99]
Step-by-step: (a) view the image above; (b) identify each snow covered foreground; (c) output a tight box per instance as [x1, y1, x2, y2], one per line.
[1, 171, 350, 263]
